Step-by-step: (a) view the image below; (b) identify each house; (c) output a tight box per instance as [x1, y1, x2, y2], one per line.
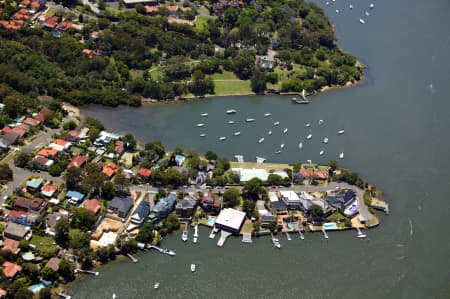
[145, 5, 158, 13]
[53, 139, 71, 150]
[1, 126, 11, 133]
[299, 168, 312, 178]
[61, 130, 81, 142]
[0, 139, 11, 152]
[3, 131, 20, 145]
[36, 107, 52, 122]
[67, 155, 87, 168]
[41, 185, 58, 197]
[123, 0, 157, 8]
[32, 156, 53, 169]
[103, 162, 119, 178]
[153, 193, 176, 218]
[313, 170, 328, 180]
[200, 193, 221, 213]
[138, 168, 151, 180]
[108, 197, 133, 218]
[14, 197, 48, 215]
[85, 199, 101, 214]
[56, 21, 72, 32]
[257, 200, 276, 226]
[278, 190, 300, 209]
[258, 56, 275, 71]
[37, 148, 59, 159]
[271, 200, 288, 215]
[45, 211, 68, 236]
[45, 257, 61, 272]
[130, 201, 151, 224]
[2, 262, 22, 279]
[3, 222, 31, 240]
[167, 6, 178, 13]
[43, 16, 58, 30]
[114, 140, 125, 156]
[195, 171, 207, 185]
[81, 49, 95, 59]
[292, 172, 305, 184]
[175, 195, 197, 218]
[2, 239, 20, 254]
[48, 143, 65, 153]
[19, 0, 31, 8]
[0, 288, 6, 298]
[298, 191, 313, 211]
[26, 178, 44, 193]
[23, 117, 39, 127]
[29, 1, 41, 13]
[8, 211, 39, 226]
[66, 190, 85, 205]
[215, 208, 246, 235]
[325, 190, 356, 213]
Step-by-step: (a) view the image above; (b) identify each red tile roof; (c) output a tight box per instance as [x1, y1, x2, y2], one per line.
[299, 168, 312, 178]
[68, 155, 87, 168]
[45, 257, 60, 272]
[36, 107, 52, 122]
[57, 21, 72, 31]
[85, 199, 101, 214]
[11, 127, 26, 137]
[313, 170, 328, 179]
[54, 139, 68, 146]
[38, 148, 58, 158]
[21, 0, 31, 5]
[138, 168, 151, 177]
[30, 1, 40, 8]
[2, 239, 20, 254]
[42, 185, 58, 193]
[18, 8, 29, 14]
[167, 17, 194, 26]
[7, 210, 27, 219]
[145, 5, 158, 13]
[1, 126, 11, 133]
[23, 117, 39, 127]
[2, 261, 22, 278]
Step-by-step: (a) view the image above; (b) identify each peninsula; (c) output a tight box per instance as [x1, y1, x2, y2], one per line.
[0, 103, 388, 297]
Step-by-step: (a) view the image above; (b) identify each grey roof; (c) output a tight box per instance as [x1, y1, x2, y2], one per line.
[271, 200, 287, 211]
[46, 212, 68, 230]
[326, 190, 356, 211]
[298, 196, 312, 211]
[261, 214, 276, 222]
[109, 197, 133, 217]
[3, 131, 20, 144]
[176, 196, 196, 210]
[4, 222, 29, 238]
[0, 139, 11, 149]
[153, 194, 176, 215]
[131, 201, 151, 223]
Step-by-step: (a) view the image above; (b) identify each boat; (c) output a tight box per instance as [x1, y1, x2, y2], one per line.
[273, 122, 280, 126]
[292, 97, 297, 101]
[326, 1, 329, 5]
[191, 264, 196, 272]
[258, 138, 264, 144]
[193, 236, 198, 243]
[323, 137, 329, 144]
[113, 294, 116, 299]
[319, 150, 324, 156]
[298, 142, 303, 149]
[360, 18, 365, 24]
[275, 150, 281, 154]
[335, 9, 339, 13]
[182, 230, 188, 242]
[337, 130, 345, 135]
[357, 234, 367, 238]
[370, 3, 374, 9]
[318, 119, 324, 125]
[201, 113, 208, 117]
[339, 152, 344, 159]
[226, 109, 237, 114]
[228, 120, 235, 124]
[234, 132, 241, 136]
[268, 130, 272, 136]
[365, 11, 370, 16]
[219, 137, 227, 141]
[356, 227, 367, 238]
[349, 4, 353, 9]
[280, 144, 285, 149]
[196, 123, 205, 127]
[200, 134, 206, 137]
[272, 236, 281, 249]
[306, 134, 312, 140]
[283, 128, 288, 134]
[154, 282, 160, 289]
[305, 123, 311, 127]
[264, 113, 271, 117]
[162, 248, 176, 256]
[246, 118, 255, 122]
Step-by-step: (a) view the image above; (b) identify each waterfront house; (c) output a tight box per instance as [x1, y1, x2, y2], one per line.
[257, 200, 276, 227]
[3, 222, 31, 240]
[85, 199, 101, 214]
[26, 178, 43, 193]
[271, 200, 288, 215]
[114, 140, 125, 157]
[195, 171, 207, 185]
[325, 190, 356, 213]
[45, 211, 68, 236]
[3, 131, 20, 145]
[200, 193, 221, 214]
[292, 172, 305, 184]
[14, 197, 47, 215]
[45, 257, 61, 272]
[67, 155, 87, 168]
[298, 191, 313, 211]
[153, 193, 176, 218]
[278, 190, 301, 209]
[2, 238, 20, 254]
[131, 201, 151, 224]
[175, 195, 197, 218]
[0, 139, 11, 152]
[108, 196, 133, 218]
[66, 190, 85, 205]
[215, 208, 246, 235]
[2, 262, 22, 279]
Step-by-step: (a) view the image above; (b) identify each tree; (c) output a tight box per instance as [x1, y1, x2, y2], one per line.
[82, 163, 106, 193]
[49, 163, 62, 177]
[22, 263, 39, 282]
[135, 3, 146, 14]
[102, 181, 115, 200]
[0, 164, 13, 182]
[58, 259, 74, 281]
[243, 178, 263, 198]
[70, 208, 96, 231]
[205, 150, 218, 161]
[266, 174, 283, 186]
[122, 133, 136, 149]
[188, 70, 215, 96]
[38, 287, 52, 299]
[136, 222, 154, 243]
[120, 239, 138, 254]
[41, 267, 57, 281]
[145, 141, 165, 157]
[113, 171, 130, 193]
[223, 188, 240, 208]
[14, 152, 31, 168]
[63, 120, 77, 131]
[69, 229, 89, 249]
[310, 204, 324, 217]
[64, 166, 82, 189]
[328, 160, 338, 172]
[165, 213, 180, 232]
[14, 288, 34, 299]
[250, 68, 267, 93]
[166, 168, 183, 187]
[55, 218, 70, 246]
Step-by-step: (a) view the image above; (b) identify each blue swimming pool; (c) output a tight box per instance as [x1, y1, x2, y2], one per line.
[207, 217, 216, 226]
[294, 223, 300, 230]
[175, 155, 185, 165]
[323, 223, 338, 230]
[287, 223, 293, 230]
[29, 283, 45, 293]
[109, 133, 122, 139]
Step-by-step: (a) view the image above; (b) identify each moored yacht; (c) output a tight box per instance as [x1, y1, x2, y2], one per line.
[298, 142, 303, 149]
[272, 236, 281, 249]
[197, 123, 205, 127]
[275, 150, 281, 154]
[273, 122, 280, 126]
[234, 132, 241, 136]
[182, 231, 188, 242]
[319, 150, 324, 156]
[264, 113, 271, 117]
[268, 130, 272, 135]
[219, 137, 227, 141]
[306, 134, 312, 140]
[318, 119, 324, 125]
[280, 144, 285, 149]
[226, 109, 237, 114]
[200, 134, 206, 137]
[305, 123, 311, 127]
[283, 128, 288, 134]
[339, 152, 344, 159]
[323, 137, 329, 144]
[201, 113, 208, 117]
[360, 18, 365, 24]
[337, 130, 345, 135]
[191, 264, 196, 272]
[228, 120, 235, 124]
[259, 138, 265, 143]
[154, 282, 160, 289]
[162, 248, 176, 256]
[370, 3, 374, 9]
[349, 4, 353, 9]
[246, 118, 255, 122]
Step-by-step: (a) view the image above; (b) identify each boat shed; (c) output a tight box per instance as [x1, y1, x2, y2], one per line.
[215, 208, 246, 235]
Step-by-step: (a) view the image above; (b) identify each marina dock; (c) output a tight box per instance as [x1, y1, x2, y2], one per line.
[322, 229, 329, 239]
[242, 233, 252, 243]
[298, 230, 305, 240]
[127, 254, 138, 263]
[74, 269, 99, 276]
[234, 155, 244, 163]
[217, 231, 231, 247]
[209, 227, 216, 239]
[285, 232, 291, 240]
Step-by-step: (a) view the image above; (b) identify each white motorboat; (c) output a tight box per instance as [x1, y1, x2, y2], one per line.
[258, 138, 265, 144]
[319, 150, 324, 156]
[283, 128, 288, 134]
[273, 122, 280, 126]
[275, 150, 281, 154]
[298, 142, 303, 149]
[360, 18, 365, 24]
[326, 1, 329, 5]
[193, 236, 198, 243]
[272, 236, 281, 249]
[201, 113, 208, 117]
[228, 120, 235, 124]
[162, 248, 176, 256]
[357, 234, 367, 238]
[280, 144, 285, 149]
[337, 130, 345, 135]
[370, 3, 374, 9]
[154, 282, 160, 289]
[113, 294, 116, 299]
[292, 97, 297, 101]
[349, 4, 353, 9]
[219, 137, 227, 141]
[268, 130, 272, 135]
[318, 119, 324, 125]
[323, 138, 329, 144]
[226, 109, 237, 114]
[305, 123, 311, 127]
[365, 11, 370, 16]
[196, 123, 205, 127]
[264, 113, 271, 117]
[246, 118, 255, 122]
[234, 132, 241, 136]
[339, 152, 344, 159]
[191, 264, 196, 272]
[200, 134, 206, 137]
[335, 9, 339, 13]
[306, 134, 312, 140]
[182, 230, 188, 242]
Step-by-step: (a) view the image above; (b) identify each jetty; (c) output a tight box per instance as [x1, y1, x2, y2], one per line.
[208, 227, 216, 239]
[127, 254, 138, 263]
[74, 269, 99, 276]
[285, 232, 292, 240]
[217, 231, 231, 247]
[322, 228, 329, 239]
[234, 155, 244, 163]
[58, 293, 71, 299]
[292, 90, 309, 104]
[298, 230, 305, 240]
[256, 157, 266, 164]
[242, 233, 252, 243]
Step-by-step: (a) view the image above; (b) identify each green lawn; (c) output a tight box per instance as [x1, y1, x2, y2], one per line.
[326, 212, 346, 221]
[195, 16, 211, 31]
[268, 64, 307, 89]
[30, 235, 56, 253]
[209, 72, 253, 95]
[198, 6, 211, 16]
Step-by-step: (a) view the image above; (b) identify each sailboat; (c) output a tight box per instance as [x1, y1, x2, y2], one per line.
[370, 3, 374, 9]
[264, 113, 271, 117]
[228, 120, 235, 124]
[258, 138, 265, 143]
[234, 132, 241, 136]
[298, 142, 303, 149]
[226, 109, 237, 114]
[283, 128, 288, 134]
[323, 138, 329, 144]
[200, 134, 206, 137]
[219, 137, 227, 141]
[246, 118, 255, 122]
[337, 130, 345, 135]
[201, 113, 208, 117]
[268, 130, 272, 136]
[360, 18, 365, 24]
[339, 152, 344, 159]
[318, 120, 324, 126]
[273, 122, 280, 126]
[196, 123, 205, 127]
[319, 150, 324, 156]
[280, 144, 285, 149]
[306, 134, 312, 140]
[305, 123, 311, 127]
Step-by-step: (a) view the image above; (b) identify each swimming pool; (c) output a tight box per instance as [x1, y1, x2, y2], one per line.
[323, 223, 338, 230]
[175, 155, 186, 165]
[109, 133, 122, 139]
[287, 223, 293, 230]
[294, 223, 300, 230]
[207, 217, 216, 226]
[29, 283, 45, 293]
